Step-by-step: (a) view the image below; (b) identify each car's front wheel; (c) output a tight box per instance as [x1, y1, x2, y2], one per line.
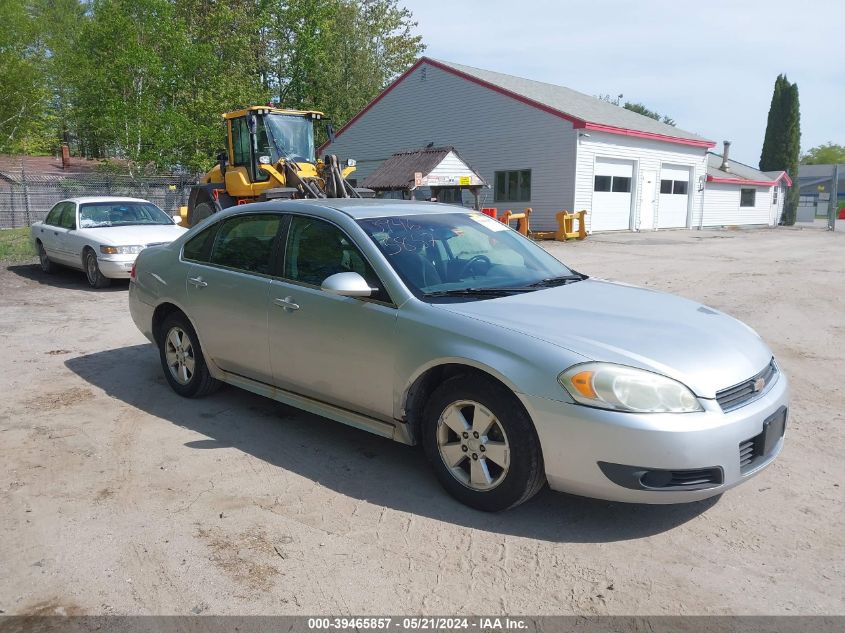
[84, 248, 111, 288]
[158, 312, 221, 398]
[422, 375, 546, 511]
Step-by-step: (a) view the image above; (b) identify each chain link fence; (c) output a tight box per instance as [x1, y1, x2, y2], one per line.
[0, 165, 199, 229]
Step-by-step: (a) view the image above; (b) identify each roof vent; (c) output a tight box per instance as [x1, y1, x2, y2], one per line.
[720, 141, 731, 173]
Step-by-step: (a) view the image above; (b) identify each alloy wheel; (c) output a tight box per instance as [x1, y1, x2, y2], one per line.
[165, 326, 196, 385]
[436, 400, 511, 491]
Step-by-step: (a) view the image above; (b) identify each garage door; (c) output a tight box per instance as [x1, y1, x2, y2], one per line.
[657, 164, 690, 228]
[591, 158, 634, 231]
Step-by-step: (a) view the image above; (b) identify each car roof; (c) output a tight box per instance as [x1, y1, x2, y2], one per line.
[62, 196, 153, 204]
[236, 198, 475, 220]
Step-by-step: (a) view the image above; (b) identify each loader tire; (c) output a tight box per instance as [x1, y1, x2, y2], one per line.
[189, 202, 215, 227]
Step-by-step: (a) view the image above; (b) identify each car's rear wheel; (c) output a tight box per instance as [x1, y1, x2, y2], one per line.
[37, 241, 55, 274]
[158, 312, 221, 398]
[84, 248, 111, 288]
[422, 375, 546, 511]
[188, 201, 214, 227]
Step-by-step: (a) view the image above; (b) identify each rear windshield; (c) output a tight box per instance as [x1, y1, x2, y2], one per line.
[79, 202, 172, 228]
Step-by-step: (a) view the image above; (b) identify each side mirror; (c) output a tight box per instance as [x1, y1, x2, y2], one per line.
[172, 215, 182, 224]
[321, 272, 373, 297]
[326, 122, 336, 144]
[258, 155, 272, 165]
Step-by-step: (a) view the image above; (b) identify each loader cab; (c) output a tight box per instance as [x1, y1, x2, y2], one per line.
[224, 107, 321, 191]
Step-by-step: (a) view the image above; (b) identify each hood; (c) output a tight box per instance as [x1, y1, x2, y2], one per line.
[437, 279, 773, 399]
[78, 224, 186, 246]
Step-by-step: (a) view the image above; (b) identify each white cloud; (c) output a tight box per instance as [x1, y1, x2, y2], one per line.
[401, 0, 845, 164]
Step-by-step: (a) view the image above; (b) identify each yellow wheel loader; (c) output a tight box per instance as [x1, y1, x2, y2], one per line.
[182, 106, 370, 227]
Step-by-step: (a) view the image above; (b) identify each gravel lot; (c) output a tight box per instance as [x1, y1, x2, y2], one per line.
[1, 225, 843, 616]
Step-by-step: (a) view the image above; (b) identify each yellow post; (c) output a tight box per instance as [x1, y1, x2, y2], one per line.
[500, 208, 531, 235]
[555, 210, 588, 241]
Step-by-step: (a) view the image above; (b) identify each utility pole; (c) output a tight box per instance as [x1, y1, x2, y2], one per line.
[829, 163, 840, 231]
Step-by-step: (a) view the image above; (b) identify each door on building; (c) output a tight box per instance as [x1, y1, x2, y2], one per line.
[639, 171, 657, 230]
[657, 165, 691, 228]
[591, 158, 634, 231]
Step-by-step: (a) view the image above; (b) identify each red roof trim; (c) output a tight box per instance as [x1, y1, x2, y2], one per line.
[580, 122, 716, 148]
[707, 172, 792, 187]
[320, 56, 716, 153]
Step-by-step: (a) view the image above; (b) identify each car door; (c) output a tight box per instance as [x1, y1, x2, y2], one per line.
[268, 214, 398, 420]
[52, 203, 80, 265]
[35, 203, 67, 259]
[183, 212, 283, 384]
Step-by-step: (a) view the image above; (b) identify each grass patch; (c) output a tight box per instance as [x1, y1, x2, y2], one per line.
[0, 227, 35, 263]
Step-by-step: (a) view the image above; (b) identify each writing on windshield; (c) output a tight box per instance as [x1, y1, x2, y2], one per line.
[79, 202, 172, 228]
[358, 213, 575, 300]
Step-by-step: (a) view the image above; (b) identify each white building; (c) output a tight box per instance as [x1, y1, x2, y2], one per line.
[703, 145, 791, 227]
[322, 57, 722, 232]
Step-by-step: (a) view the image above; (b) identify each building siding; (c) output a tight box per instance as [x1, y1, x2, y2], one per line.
[701, 183, 775, 226]
[574, 131, 708, 232]
[322, 62, 577, 230]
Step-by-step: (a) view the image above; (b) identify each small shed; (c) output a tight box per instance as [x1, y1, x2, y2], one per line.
[701, 142, 791, 227]
[362, 146, 487, 208]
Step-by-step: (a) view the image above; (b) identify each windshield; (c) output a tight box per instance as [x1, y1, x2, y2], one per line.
[358, 212, 578, 300]
[264, 114, 316, 163]
[79, 202, 173, 228]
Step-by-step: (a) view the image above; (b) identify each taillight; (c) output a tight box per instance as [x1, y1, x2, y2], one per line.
[130, 261, 137, 280]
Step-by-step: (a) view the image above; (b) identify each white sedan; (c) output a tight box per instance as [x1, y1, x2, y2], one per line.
[31, 197, 187, 288]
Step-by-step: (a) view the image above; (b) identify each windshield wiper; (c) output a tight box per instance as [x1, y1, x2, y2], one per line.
[522, 274, 587, 288]
[423, 287, 526, 298]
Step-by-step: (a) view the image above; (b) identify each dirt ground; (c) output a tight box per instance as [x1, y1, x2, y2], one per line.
[1, 225, 843, 616]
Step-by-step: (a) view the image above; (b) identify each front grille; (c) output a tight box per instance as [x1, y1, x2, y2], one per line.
[639, 467, 723, 490]
[666, 468, 723, 487]
[716, 359, 777, 412]
[598, 462, 724, 491]
[739, 439, 756, 469]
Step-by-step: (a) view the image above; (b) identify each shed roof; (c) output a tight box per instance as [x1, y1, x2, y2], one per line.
[362, 146, 485, 190]
[324, 57, 715, 152]
[706, 153, 792, 187]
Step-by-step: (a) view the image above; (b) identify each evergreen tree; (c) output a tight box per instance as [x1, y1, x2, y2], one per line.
[760, 74, 801, 225]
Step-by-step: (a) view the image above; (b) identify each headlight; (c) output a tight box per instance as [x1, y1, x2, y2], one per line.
[100, 245, 145, 255]
[558, 362, 702, 413]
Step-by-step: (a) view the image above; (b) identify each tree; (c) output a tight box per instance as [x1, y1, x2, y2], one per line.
[265, 0, 424, 143]
[622, 102, 675, 126]
[801, 143, 845, 165]
[0, 0, 54, 154]
[596, 94, 676, 126]
[760, 74, 801, 225]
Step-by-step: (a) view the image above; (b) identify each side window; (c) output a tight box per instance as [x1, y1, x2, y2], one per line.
[45, 203, 65, 226]
[182, 225, 217, 263]
[209, 214, 281, 274]
[284, 216, 390, 302]
[58, 204, 76, 230]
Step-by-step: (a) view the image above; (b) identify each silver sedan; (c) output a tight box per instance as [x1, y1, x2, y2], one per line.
[128, 199, 788, 511]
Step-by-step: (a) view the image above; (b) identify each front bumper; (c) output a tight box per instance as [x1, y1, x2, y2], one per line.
[97, 254, 137, 278]
[520, 371, 789, 503]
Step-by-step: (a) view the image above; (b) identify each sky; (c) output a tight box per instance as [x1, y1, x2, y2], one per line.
[400, 0, 844, 166]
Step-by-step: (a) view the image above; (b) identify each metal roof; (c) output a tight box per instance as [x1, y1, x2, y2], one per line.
[706, 153, 791, 186]
[362, 146, 485, 190]
[322, 57, 716, 153]
[428, 59, 713, 145]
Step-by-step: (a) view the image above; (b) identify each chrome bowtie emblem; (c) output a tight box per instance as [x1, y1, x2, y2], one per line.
[753, 377, 766, 392]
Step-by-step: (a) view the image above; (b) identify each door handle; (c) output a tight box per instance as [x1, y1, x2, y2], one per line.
[188, 276, 208, 288]
[273, 296, 300, 311]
